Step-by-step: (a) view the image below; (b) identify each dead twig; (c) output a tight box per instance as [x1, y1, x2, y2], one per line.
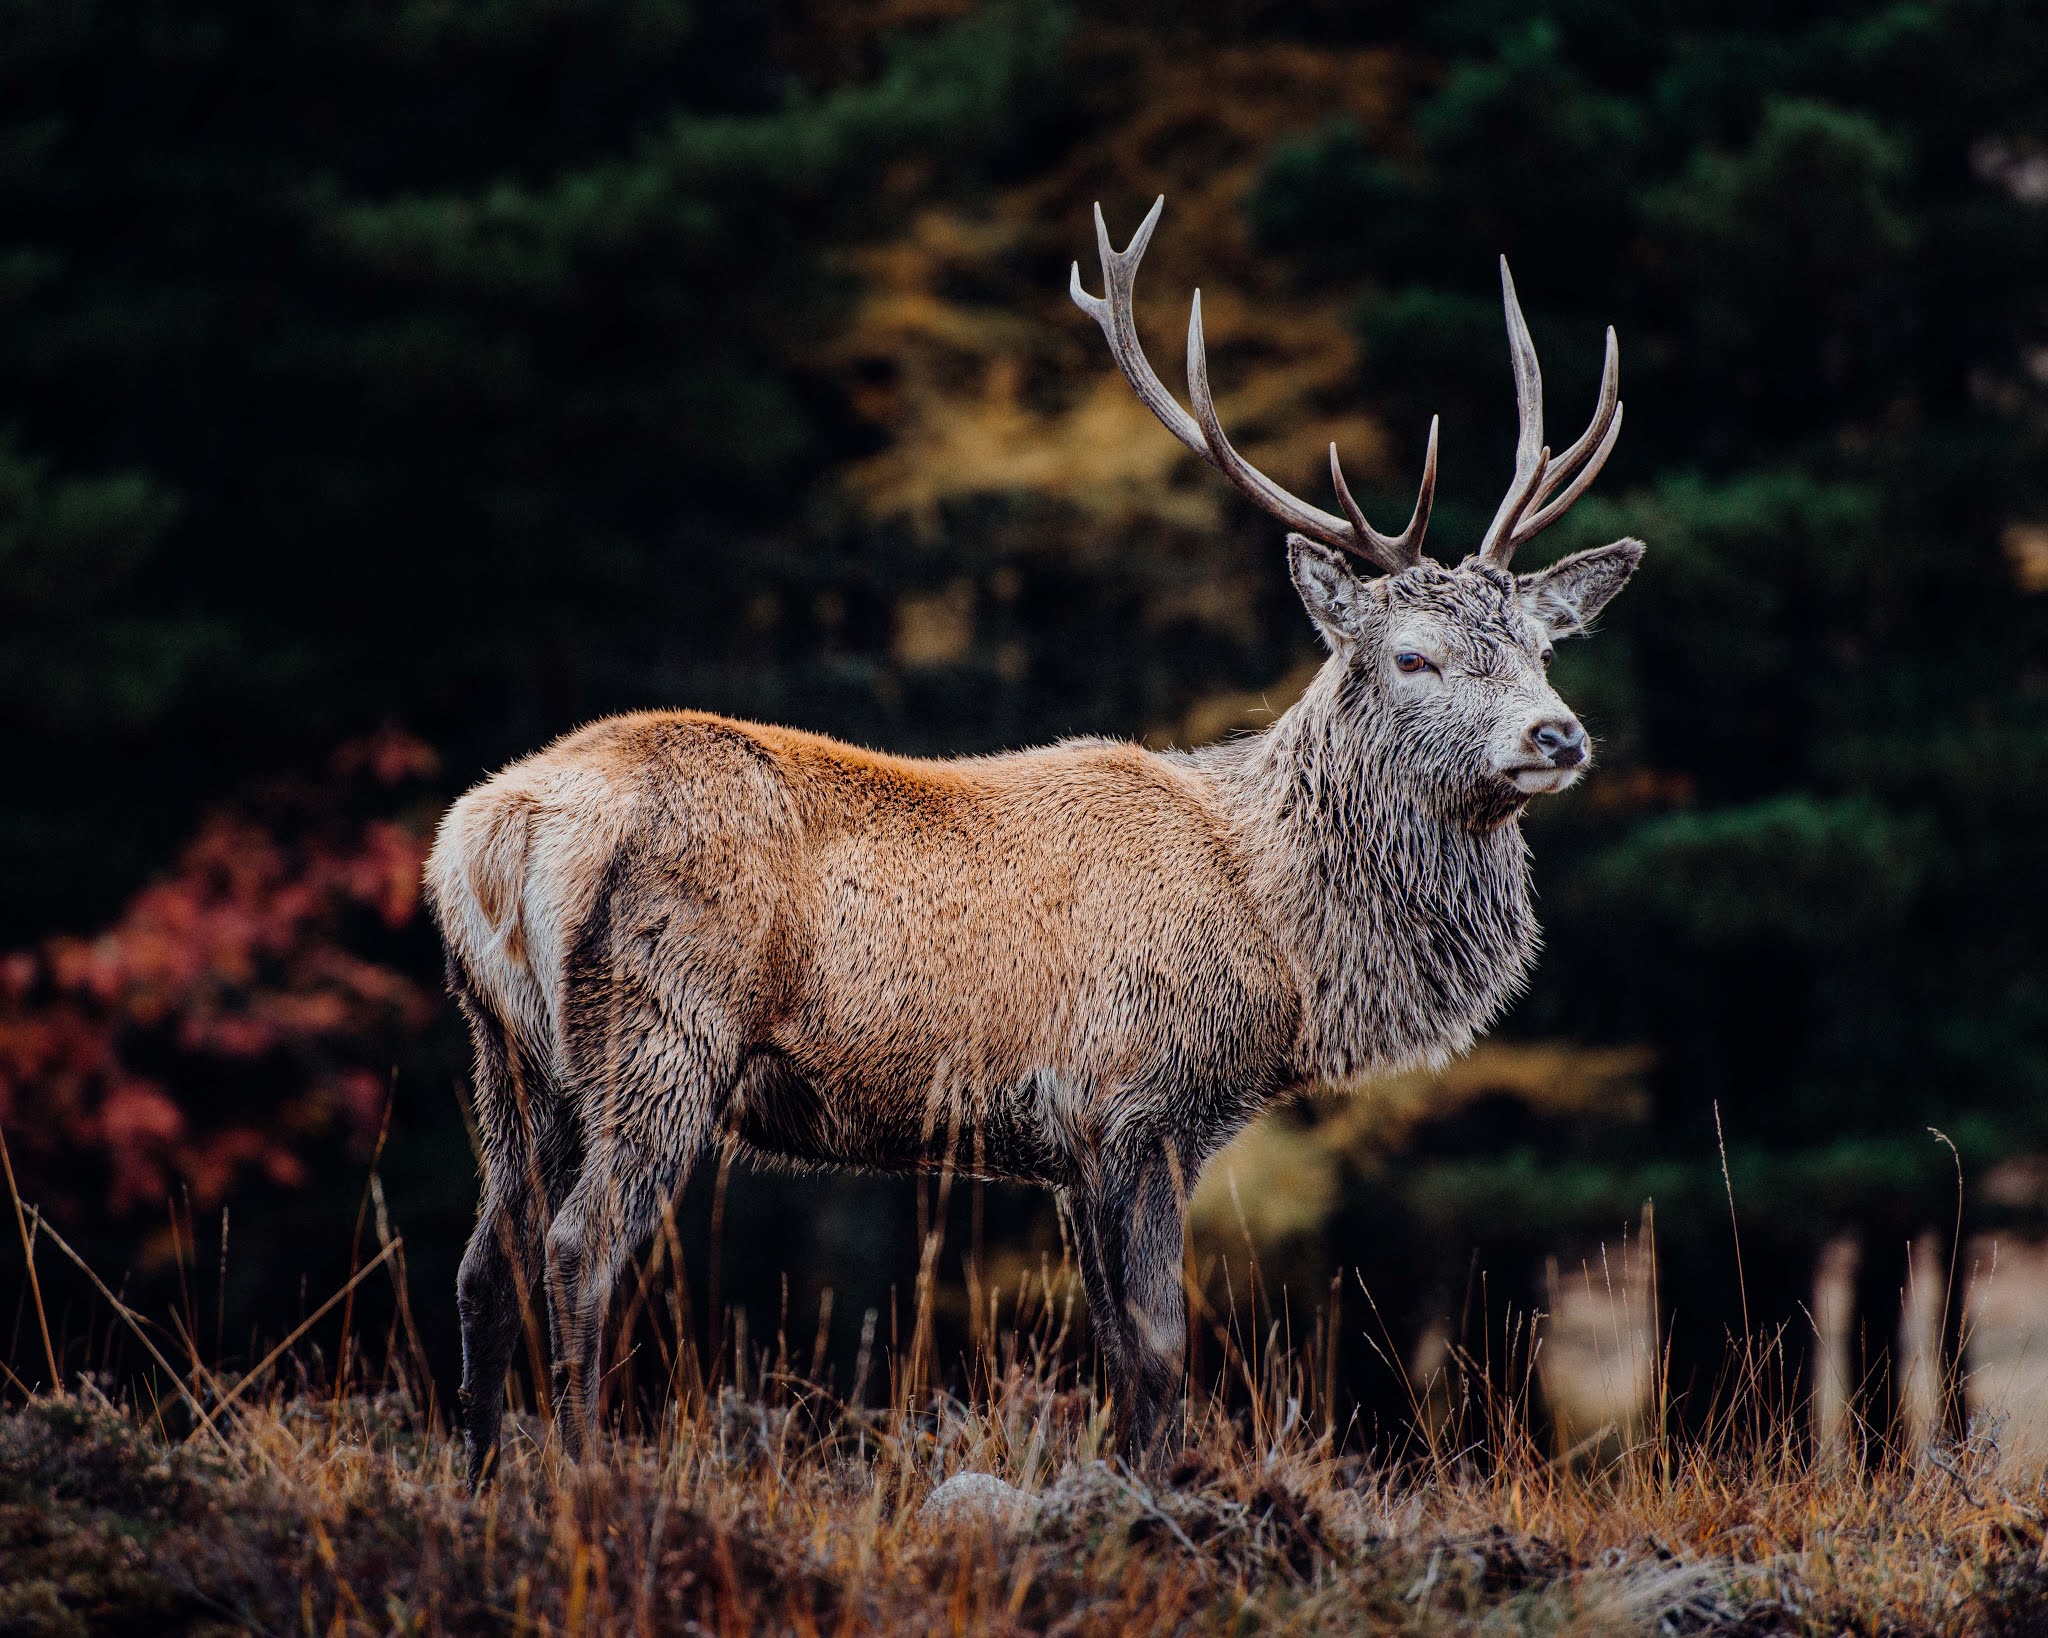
[202, 1238, 403, 1429]
[31, 1208, 241, 1465]
[0, 1122, 58, 1391]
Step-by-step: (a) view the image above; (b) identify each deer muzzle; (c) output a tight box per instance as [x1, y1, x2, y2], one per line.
[1501, 715, 1589, 794]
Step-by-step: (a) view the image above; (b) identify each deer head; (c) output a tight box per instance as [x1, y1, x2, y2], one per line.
[1072, 197, 1644, 831]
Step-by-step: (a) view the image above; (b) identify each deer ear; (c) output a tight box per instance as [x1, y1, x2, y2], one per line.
[1287, 534, 1377, 647]
[1517, 538, 1645, 639]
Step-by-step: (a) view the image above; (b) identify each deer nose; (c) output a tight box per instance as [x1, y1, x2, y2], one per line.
[1527, 717, 1586, 769]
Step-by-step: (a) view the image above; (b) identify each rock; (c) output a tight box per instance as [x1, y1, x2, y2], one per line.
[920, 1472, 1037, 1529]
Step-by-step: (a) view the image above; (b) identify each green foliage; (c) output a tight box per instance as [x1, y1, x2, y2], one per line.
[1582, 795, 1928, 946]
[0, 434, 191, 732]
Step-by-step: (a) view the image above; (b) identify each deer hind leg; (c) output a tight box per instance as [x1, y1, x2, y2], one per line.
[454, 969, 577, 1489]
[544, 970, 741, 1464]
[1075, 1134, 1192, 1465]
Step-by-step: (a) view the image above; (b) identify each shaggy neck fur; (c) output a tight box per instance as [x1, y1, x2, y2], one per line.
[1191, 656, 1540, 1088]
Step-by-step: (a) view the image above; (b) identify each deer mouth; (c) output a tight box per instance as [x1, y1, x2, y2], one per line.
[1501, 764, 1584, 796]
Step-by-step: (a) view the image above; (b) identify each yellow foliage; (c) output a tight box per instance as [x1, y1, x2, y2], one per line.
[1328, 1040, 1658, 1152]
[892, 577, 978, 667]
[830, 36, 1408, 543]
[1192, 1118, 1342, 1249]
[1150, 657, 1322, 750]
[1191, 1041, 1655, 1250]
[2003, 521, 2048, 592]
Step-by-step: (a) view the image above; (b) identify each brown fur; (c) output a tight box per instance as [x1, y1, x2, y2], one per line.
[483, 710, 1301, 1182]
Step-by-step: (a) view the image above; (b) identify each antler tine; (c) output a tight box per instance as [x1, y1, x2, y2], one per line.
[1071, 195, 1434, 575]
[1514, 401, 1623, 545]
[1502, 259, 1545, 472]
[1535, 326, 1619, 505]
[1479, 258, 1548, 562]
[1480, 260, 1625, 566]
[1330, 414, 1436, 567]
[1069, 197, 1209, 462]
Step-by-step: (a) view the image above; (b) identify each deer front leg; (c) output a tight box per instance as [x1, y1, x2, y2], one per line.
[1075, 1138, 1190, 1465]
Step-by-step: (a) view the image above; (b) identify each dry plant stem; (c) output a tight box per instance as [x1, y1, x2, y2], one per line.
[30, 1207, 240, 1462]
[0, 1121, 58, 1392]
[167, 1308, 231, 1415]
[214, 1208, 229, 1370]
[335, 1089, 397, 1405]
[1930, 1125, 1964, 1344]
[1713, 1101, 1751, 1343]
[707, 1143, 734, 1390]
[369, 1173, 436, 1421]
[201, 1238, 401, 1428]
[167, 1192, 195, 1366]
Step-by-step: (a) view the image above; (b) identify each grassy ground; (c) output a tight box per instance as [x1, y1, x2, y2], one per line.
[2, 1158, 2041, 1636]
[3, 1349, 2045, 1636]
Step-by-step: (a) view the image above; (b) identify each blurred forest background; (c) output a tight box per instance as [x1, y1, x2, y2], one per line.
[2, 0, 2046, 1439]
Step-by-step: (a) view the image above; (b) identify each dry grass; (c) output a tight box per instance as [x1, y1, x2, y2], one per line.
[3, 1114, 2042, 1636]
[4, 1280, 2046, 1636]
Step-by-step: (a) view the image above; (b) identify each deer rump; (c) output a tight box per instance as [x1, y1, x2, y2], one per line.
[430, 707, 1299, 1194]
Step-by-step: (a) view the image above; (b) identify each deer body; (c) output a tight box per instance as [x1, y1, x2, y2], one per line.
[432, 199, 1646, 1484]
[434, 713, 1303, 1188]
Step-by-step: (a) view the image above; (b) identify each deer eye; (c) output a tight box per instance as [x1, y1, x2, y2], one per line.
[1540, 648, 1555, 668]
[1394, 651, 1436, 675]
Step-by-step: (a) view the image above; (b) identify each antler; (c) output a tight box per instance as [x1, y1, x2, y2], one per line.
[1071, 196, 1436, 576]
[1477, 257, 1623, 568]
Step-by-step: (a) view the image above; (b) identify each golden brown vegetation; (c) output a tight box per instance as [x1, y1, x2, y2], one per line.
[835, 31, 1404, 538]
[4, 1227, 2044, 1636]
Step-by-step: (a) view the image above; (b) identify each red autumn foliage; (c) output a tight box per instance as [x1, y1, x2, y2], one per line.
[0, 729, 440, 1220]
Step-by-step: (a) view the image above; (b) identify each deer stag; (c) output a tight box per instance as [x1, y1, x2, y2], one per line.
[427, 196, 1644, 1484]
